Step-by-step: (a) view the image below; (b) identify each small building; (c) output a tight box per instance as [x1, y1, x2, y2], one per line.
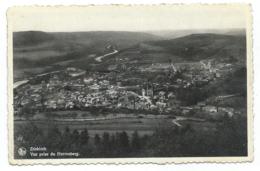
[65, 101, 74, 109]
[45, 100, 57, 109]
[142, 89, 146, 96]
[83, 77, 94, 84]
[202, 105, 217, 113]
[66, 67, 86, 77]
[218, 107, 234, 117]
[197, 101, 206, 110]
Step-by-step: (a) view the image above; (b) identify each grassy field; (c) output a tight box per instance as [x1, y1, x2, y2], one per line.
[14, 117, 174, 138]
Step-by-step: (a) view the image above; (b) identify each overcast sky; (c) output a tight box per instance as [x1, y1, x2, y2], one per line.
[8, 5, 250, 32]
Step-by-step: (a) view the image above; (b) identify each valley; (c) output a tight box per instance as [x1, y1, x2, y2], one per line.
[13, 30, 248, 158]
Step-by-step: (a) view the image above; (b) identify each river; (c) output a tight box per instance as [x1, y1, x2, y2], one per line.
[13, 80, 29, 89]
[13, 49, 119, 89]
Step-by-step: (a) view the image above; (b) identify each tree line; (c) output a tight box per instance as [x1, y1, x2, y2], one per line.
[14, 115, 247, 158]
[14, 124, 148, 158]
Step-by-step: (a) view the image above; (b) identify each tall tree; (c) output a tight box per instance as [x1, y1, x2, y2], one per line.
[131, 131, 141, 152]
[71, 129, 80, 149]
[61, 126, 71, 150]
[80, 128, 89, 146]
[46, 126, 62, 150]
[102, 132, 111, 156]
[118, 131, 130, 154]
[94, 134, 101, 146]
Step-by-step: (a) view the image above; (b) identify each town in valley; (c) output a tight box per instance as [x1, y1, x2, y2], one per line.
[13, 30, 248, 158]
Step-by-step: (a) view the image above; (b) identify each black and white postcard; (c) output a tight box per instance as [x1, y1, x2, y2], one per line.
[7, 4, 253, 164]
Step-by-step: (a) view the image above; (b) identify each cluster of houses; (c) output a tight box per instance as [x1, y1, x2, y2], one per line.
[14, 68, 180, 115]
[180, 101, 236, 119]
[14, 65, 236, 120]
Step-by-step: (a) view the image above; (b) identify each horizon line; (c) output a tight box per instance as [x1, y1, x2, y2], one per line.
[13, 27, 246, 33]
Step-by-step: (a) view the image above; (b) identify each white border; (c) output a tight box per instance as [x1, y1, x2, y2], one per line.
[7, 4, 254, 165]
[0, 0, 260, 171]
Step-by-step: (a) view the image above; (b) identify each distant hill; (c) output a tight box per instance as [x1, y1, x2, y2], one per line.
[143, 33, 246, 64]
[13, 31, 161, 79]
[13, 31, 55, 47]
[13, 31, 161, 65]
[148, 28, 246, 39]
[13, 31, 161, 49]
[13, 31, 247, 80]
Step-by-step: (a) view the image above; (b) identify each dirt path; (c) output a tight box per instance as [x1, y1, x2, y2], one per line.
[95, 50, 119, 62]
[172, 117, 206, 127]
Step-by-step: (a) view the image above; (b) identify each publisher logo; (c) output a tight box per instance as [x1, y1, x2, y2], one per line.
[18, 147, 27, 157]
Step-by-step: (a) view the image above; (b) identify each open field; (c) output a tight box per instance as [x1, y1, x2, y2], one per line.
[14, 113, 219, 139]
[14, 117, 174, 137]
